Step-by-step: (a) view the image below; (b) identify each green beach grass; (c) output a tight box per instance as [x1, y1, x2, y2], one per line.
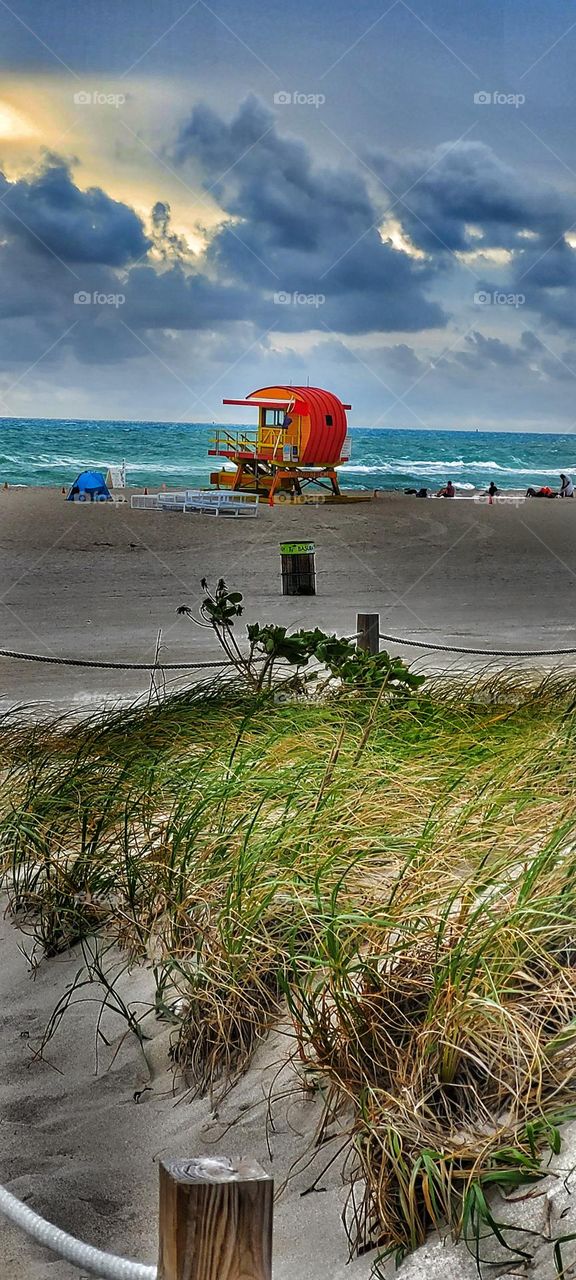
[2, 669, 576, 1270]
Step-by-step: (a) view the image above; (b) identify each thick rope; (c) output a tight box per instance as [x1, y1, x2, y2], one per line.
[379, 632, 576, 657]
[0, 632, 357, 669]
[0, 1182, 156, 1279]
[1, 635, 573, 667]
[0, 648, 231, 670]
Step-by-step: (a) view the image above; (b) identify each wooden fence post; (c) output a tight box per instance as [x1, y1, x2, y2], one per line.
[356, 613, 380, 655]
[157, 1157, 273, 1280]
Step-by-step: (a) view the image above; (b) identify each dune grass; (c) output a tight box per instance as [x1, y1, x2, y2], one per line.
[2, 669, 576, 1269]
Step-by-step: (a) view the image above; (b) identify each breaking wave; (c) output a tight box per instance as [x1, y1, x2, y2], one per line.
[1, 420, 575, 489]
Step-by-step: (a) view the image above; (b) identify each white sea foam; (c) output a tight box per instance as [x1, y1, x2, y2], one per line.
[13, 457, 214, 475]
[340, 460, 575, 476]
[2, 422, 574, 490]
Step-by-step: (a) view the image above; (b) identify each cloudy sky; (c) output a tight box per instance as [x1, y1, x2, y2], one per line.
[2, 0, 576, 429]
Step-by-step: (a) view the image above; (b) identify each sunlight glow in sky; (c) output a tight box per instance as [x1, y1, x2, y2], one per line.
[0, 1, 576, 429]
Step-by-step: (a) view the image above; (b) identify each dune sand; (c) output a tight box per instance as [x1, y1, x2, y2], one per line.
[3, 906, 576, 1280]
[0, 908, 374, 1280]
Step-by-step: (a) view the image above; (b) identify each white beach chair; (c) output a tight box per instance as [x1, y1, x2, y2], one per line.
[184, 490, 259, 517]
[158, 492, 188, 511]
[131, 490, 259, 516]
[130, 494, 160, 509]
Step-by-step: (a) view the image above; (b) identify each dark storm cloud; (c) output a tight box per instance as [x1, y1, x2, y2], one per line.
[175, 96, 374, 253]
[0, 157, 150, 265]
[174, 96, 447, 334]
[120, 264, 254, 330]
[150, 202, 191, 262]
[369, 138, 576, 335]
[371, 141, 572, 255]
[451, 331, 527, 369]
[4, 98, 576, 398]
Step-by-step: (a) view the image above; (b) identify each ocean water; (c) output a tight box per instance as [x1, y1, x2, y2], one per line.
[1, 419, 576, 491]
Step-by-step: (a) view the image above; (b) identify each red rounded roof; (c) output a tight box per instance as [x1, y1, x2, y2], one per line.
[251, 385, 349, 465]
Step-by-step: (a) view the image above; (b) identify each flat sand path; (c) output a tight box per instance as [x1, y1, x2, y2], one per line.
[1, 488, 576, 706]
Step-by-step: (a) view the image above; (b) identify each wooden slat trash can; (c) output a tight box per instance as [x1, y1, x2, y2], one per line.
[280, 542, 316, 595]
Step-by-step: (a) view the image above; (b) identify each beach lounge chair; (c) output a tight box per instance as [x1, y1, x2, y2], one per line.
[130, 494, 160, 509]
[158, 492, 188, 511]
[131, 490, 259, 516]
[183, 491, 258, 516]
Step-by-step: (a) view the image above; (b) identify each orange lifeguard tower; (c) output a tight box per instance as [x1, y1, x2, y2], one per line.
[209, 385, 368, 502]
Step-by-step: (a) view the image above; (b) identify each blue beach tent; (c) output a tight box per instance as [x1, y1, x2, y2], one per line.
[67, 470, 112, 501]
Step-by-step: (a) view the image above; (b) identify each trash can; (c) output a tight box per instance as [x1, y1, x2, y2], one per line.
[280, 542, 316, 595]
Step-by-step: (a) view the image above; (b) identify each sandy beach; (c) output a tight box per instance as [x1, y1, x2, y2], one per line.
[3, 489, 576, 1280]
[6, 2, 576, 1274]
[1, 487, 576, 707]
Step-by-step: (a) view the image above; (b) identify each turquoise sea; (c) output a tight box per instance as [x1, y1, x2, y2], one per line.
[1, 419, 576, 491]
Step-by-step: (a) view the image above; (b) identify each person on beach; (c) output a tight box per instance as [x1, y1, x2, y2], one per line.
[481, 481, 499, 504]
[560, 473, 574, 497]
[436, 480, 455, 498]
[526, 485, 557, 498]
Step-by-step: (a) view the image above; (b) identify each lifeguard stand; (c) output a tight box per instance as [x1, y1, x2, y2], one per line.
[209, 385, 353, 502]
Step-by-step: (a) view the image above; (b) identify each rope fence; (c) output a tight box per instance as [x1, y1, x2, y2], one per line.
[0, 1182, 156, 1279]
[0, 626, 574, 672]
[0, 1158, 273, 1279]
[0, 647, 232, 671]
[352, 612, 576, 659]
[378, 632, 576, 657]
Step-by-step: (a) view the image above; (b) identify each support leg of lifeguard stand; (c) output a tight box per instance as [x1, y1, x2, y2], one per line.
[268, 472, 281, 506]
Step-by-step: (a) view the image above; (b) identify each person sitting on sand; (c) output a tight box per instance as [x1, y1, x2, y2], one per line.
[437, 480, 455, 498]
[560, 473, 574, 497]
[480, 481, 499, 504]
[526, 485, 557, 498]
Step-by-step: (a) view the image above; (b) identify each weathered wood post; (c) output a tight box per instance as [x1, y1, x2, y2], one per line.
[280, 541, 316, 595]
[157, 1157, 273, 1280]
[356, 613, 380, 655]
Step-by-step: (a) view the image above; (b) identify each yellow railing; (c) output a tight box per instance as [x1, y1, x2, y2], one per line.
[209, 429, 258, 455]
[209, 427, 290, 461]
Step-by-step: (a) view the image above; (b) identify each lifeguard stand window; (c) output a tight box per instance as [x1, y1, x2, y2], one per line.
[325, 414, 333, 425]
[263, 408, 286, 426]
